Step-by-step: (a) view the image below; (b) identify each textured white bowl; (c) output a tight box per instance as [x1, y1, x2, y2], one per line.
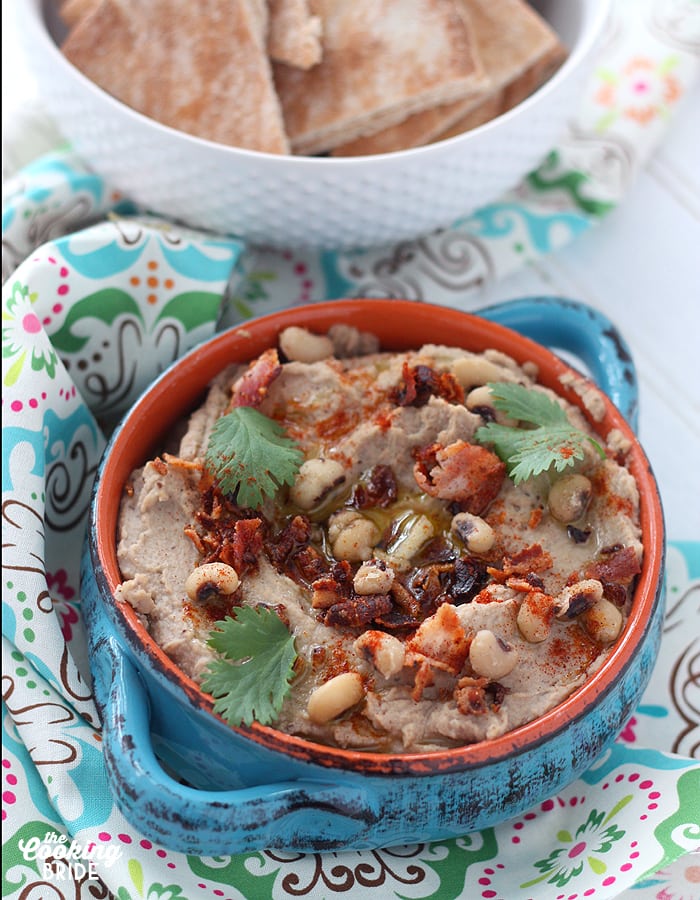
[19, 0, 610, 250]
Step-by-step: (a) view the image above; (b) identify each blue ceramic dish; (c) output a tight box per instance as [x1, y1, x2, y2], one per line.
[82, 297, 665, 856]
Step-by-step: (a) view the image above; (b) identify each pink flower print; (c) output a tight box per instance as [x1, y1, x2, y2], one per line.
[46, 569, 78, 641]
[619, 716, 637, 743]
[594, 56, 682, 130]
[57, 603, 80, 643]
[2, 279, 58, 385]
[47, 568, 76, 601]
[522, 806, 626, 890]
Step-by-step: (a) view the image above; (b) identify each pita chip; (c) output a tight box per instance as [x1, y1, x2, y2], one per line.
[433, 40, 567, 142]
[268, 0, 323, 69]
[274, 0, 489, 156]
[61, 0, 290, 154]
[247, 0, 270, 40]
[333, 0, 566, 156]
[59, 0, 98, 29]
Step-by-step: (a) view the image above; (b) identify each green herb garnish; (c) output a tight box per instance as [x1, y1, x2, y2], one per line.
[202, 606, 298, 727]
[474, 382, 605, 485]
[205, 406, 303, 508]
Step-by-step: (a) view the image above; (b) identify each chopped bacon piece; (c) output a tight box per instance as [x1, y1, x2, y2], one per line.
[413, 442, 440, 474]
[328, 560, 355, 593]
[502, 544, 553, 576]
[452, 558, 490, 603]
[374, 607, 422, 631]
[351, 464, 398, 509]
[151, 456, 168, 476]
[454, 676, 490, 715]
[586, 545, 641, 586]
[229, 347, 282, 409]
[162, 452, 203, 473]
[584, 545, 641, 606]
[310, 575, 344, 610]
[310, 560, 354, 608]
[413, 440, 505, 515]
[184, 525, 206, 555]
[406, 602, 469, 675]
[411, 659, 435, 701]
[213, 518, 264, 574]
[293, 546, 328, 583]
[266, 514, 327, 585]
[323, 594, 393, 629]
[188, 482, 265, 575]
[390, 579, 422, 619]
[315, 561, 392, 626]
[392, 362, 464, 408]
[601, 582, 628, 608]
[279, 513, 313, 547]
[409, 563, 451, 610]
[529, 507, 543, 529]
[488, 681, 506, 709]
[506, 573, 546, 592]
[407, 558, 489, 615]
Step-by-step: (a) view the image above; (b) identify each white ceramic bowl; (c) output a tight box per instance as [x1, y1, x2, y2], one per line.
[19, 0, 610, 250]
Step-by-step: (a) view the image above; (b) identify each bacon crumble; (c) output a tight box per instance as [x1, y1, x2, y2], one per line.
[391, 362, 464, 408]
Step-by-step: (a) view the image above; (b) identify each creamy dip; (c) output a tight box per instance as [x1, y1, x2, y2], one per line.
[116, 324, 642, 753]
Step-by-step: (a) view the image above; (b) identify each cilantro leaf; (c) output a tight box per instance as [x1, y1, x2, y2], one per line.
[474, 382, 604, 484]
[201, 605, 297, 728]
[489, 381, 570, 427]
[205, 406, 303, 508]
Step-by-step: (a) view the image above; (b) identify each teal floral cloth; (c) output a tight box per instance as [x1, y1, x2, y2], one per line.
[2, 0, 699, 898]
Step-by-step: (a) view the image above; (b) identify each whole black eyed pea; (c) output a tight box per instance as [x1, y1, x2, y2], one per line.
[307, 672, 364, 724]
[469, 629, 518, 679]
[548, 474, 593, 524]
[451, 511, 495, 554]
[516, 594, 553, 643]
[327, 508, 358, 542]
[554, 579, 604, 619]
[289, 458, 346, 510]
[353, 630, 405, 678]
[483, 349, 520, 371]
[185, 562, 239, 602]
[278, 326, 334, 363]
[451, 355, 513, 389]
[328, 510, 381, 562]
[386, 514, 435, 564]
[353, 559, 395, 595]
[465, 385, 518, 427]
[581, 598, 624, 643]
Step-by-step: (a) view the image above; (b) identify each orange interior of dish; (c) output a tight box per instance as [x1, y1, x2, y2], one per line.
[94, 299, 665, 775]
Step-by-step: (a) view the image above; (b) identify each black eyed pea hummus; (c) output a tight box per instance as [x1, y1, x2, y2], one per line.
[115, 324, 643, 753]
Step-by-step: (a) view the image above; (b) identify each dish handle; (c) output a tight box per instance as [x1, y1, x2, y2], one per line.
[92, 629, 379, 855]
[479, 296, 638, 430]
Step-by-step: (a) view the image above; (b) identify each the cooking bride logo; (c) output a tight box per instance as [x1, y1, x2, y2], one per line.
[18, 830, 122, 881]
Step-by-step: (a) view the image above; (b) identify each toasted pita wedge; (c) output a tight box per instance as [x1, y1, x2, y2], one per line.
[332, 0, 566, 156]
[248, 0, 270, 41]
[433, 40, 567, 142]
[268, 0, 323, 69]
[61, 0, 290, 154]
[60, 0, 98, 29]
[274, 0, 489, 156]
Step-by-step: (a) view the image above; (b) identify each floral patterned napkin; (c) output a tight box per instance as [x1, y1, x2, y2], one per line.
[3, 1, 699, 898]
